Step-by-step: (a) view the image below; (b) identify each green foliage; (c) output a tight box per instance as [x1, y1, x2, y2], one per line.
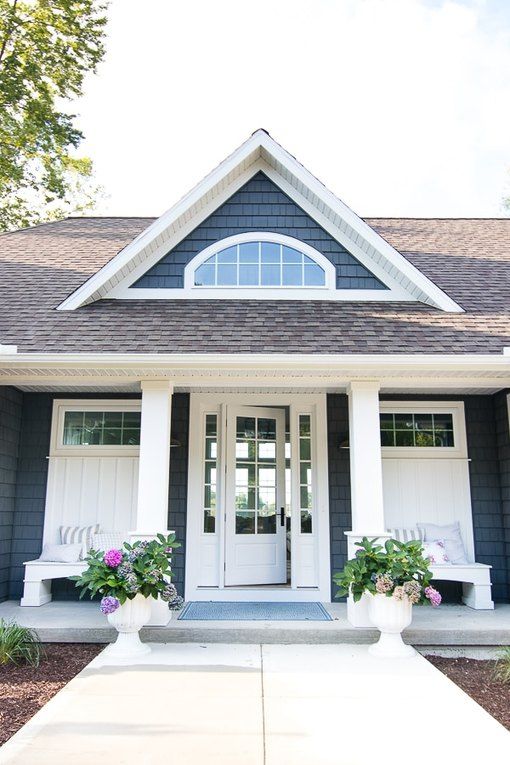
[71, 533, 181, 604]
[0, 0, 108, 230]
[0, 619, 42, 667]
[332, 536, 433, 603]
[493, 646, 510, 684]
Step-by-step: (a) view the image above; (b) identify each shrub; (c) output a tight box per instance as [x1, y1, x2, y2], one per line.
[493, 646, 510, 684]
[0, 620, 42, 667]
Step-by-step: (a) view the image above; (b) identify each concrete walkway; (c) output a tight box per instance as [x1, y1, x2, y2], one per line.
[0, 643, 509, 764]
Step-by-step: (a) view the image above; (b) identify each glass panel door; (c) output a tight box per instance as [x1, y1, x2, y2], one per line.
[225, 406, 286, 586]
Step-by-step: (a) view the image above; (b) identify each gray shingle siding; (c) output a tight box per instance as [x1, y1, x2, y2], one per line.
[167, 393, 189, 597]
[495, 391, 510, 597]
[132, 173, 386, 291]
[0, 387, 22, 602]
[327, 394, 351, 600]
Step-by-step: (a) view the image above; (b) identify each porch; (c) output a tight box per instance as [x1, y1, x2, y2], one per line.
[1, 599, 509, 646]
[1, 352, 510, 625]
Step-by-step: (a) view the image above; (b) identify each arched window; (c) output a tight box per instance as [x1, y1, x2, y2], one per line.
[188, 234, 333, 291]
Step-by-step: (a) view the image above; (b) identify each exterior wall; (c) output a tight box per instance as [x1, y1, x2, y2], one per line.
[495, 391, 510, 598]
[327, 394, 351, 600]
[7, 391, 189, 600]
[382, 394, 509, 602]
[133, 172, 386, 291]
[8, 393, 141, 599]
[167, 393, 189, 597]
[327, 393, 510, 604]
[0, 387, 22, 602]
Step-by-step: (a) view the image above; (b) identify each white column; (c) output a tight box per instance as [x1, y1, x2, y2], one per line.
[345, 381, 388, 627]
[134, 380, 173, 534]
[132, 380, 173, 626]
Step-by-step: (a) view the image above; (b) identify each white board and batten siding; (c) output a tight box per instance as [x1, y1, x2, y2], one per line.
[380, 401, 475, 562]
[42, 400, 141, 545]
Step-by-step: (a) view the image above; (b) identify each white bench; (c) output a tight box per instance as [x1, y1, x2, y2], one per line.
[21, 561, 87, 607]
[430, 562, 493, 610]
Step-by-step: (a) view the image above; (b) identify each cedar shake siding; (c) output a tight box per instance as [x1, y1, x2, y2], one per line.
[132, 173, 386, 291]
[0, 387, 22, 602]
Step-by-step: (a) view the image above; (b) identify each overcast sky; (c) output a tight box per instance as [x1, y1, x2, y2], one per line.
[73, 0, 510, 218]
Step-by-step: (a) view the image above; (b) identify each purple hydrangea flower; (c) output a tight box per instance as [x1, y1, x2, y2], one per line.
[100, 595, 120, 614]
[425, 586, 442, 607]
[117, 562, 134, 578]
[160, 583, 178, 603]
[104, 548, 123, 568]
[124, 573, 139, 594]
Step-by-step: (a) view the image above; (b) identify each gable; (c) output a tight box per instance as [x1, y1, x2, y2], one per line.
[57, 130, 462, 312]
[132, 172, 386, 291]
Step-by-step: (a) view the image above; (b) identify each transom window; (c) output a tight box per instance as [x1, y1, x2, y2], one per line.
[63, 410, 141, 446]
[194, 241, 326, 288]
[380, 412, 454, 448]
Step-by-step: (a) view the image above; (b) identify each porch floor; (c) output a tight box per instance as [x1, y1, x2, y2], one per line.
[1, 601, 509, 646]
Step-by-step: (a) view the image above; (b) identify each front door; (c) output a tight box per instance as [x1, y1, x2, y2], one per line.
[225, 406, 287, 586]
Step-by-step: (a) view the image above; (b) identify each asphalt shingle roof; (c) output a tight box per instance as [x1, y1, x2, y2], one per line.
[0, 216, 509, 354]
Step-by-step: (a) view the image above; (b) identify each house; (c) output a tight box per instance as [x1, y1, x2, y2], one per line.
[0, 129, 509, 627]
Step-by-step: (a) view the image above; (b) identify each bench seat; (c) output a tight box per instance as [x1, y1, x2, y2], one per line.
[429, 562, 493, 609]
[21, 560, 87, 607]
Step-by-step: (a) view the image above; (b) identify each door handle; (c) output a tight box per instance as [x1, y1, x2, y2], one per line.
[280, 507, 285, 527]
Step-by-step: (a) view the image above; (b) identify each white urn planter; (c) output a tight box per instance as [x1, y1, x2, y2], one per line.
[106, 593, 152, 658]
[368, 593, 415, 658]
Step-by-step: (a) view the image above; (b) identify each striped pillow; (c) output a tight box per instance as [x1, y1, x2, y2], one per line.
[60, 524, 100, 559]
[387, 527, 424, 543]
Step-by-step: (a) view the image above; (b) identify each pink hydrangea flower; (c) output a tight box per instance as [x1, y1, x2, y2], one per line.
[425, 586, 442, 607]
[104, 548, 123, 568]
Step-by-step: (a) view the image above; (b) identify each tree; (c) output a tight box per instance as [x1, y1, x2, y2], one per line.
[0, 0, 107, 231]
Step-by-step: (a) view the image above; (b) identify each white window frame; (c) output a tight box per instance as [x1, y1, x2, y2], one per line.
[379, 401, 467, 459]
[50, 399, 142, 457]
[183, 232, 337, 297]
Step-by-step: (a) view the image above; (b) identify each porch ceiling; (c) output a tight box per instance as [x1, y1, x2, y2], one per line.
[0, 353, 509, 394]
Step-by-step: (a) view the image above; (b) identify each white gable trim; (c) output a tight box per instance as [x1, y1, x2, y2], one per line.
[58, 130, 463, 313]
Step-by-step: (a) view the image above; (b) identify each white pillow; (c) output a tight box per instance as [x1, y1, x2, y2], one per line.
[422, 541, 450, 565]
[60, 524, 100, 559]
[418, 522, 468, 564]
[91, 531, 126, 553]
[38, 544, 82, 563]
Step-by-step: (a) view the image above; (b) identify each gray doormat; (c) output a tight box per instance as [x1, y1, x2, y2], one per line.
[178, 601, 333, 621]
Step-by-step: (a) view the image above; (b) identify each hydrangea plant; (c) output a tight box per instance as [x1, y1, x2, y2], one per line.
[333, 537, 441, 606]
[71, 533, 181, 614]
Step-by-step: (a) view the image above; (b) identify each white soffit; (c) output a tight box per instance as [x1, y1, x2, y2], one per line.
[57, 130, 463, 313]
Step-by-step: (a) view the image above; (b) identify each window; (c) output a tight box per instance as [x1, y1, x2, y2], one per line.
[203, 414, 218, 533]
[380, 412, 455, 448]
[299, 415, 313, 533]
[194, 240, 326, 288]
[63, 410, 141, 446]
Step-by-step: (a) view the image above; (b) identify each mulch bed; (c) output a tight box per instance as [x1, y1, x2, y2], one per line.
[0, 643, 102, 746]
[426, 656, 510, 731]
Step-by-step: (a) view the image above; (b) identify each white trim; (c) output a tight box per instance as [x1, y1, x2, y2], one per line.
[184, 392, 331, 602]
[379, 400, 467, 459]
[57, 130, 462, 312]
[50, 398, 141, 457]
